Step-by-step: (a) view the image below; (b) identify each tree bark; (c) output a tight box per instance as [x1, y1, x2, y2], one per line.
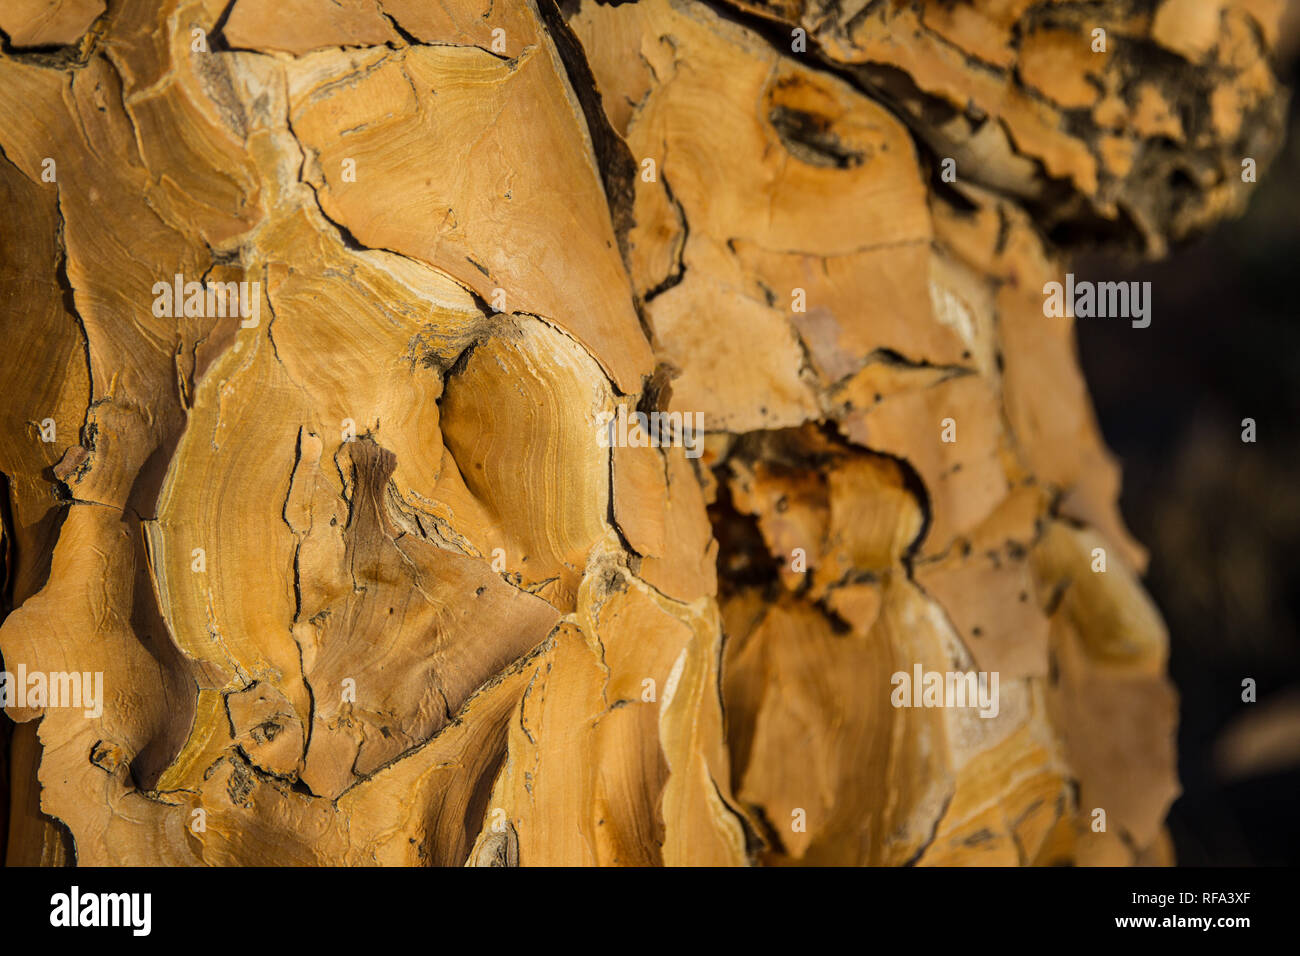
[0, 0, 1288, 865]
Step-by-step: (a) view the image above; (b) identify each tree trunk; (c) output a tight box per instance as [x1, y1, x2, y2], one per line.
[0, 0, 1287, 866]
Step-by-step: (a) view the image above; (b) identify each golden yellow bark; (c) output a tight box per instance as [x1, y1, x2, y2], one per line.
[0, 0, 1287, 866]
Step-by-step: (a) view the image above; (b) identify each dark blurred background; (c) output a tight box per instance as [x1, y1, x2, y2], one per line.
[1074, 52, 1300, 866]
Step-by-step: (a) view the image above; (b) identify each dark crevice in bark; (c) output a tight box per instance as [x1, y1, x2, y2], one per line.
[206, 0, 239, 53]
[707, 477, 784, 602]
[769, 103, 866, 168]
[641, 172, 689, 305]
[538, 0, 641, 265]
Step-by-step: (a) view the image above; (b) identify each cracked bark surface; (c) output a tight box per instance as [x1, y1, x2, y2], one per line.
[0, 0, 1288, 865]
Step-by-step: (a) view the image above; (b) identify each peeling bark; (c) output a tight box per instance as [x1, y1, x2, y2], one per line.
[0, 0, 1287, 866]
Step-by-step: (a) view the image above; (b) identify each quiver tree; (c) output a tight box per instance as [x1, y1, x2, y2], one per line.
[0, 0, 1289, 865]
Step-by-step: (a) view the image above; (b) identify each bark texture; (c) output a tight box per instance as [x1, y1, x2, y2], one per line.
[0, 0, 1289, 865]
